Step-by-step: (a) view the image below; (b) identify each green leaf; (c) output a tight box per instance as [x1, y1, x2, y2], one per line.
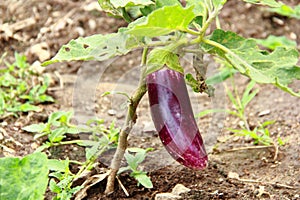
[203, 29, 300, 97]
[22, 123, 47, 133]
[156, 0, 181, 8]
[110, 0, 153, 8]
[118, 166, 131, 174]
[243, 0, 282, 7]
[85, 142, 101, 160]
[186, 0, 206, 16]
[146, 48, 183, 74]
[195, 109, 232, 118]
[128, 5, 196, 37]
[134, 173, 153, 188]
[42, 30, 140, 66]
[34, 142, 52, 152]
[277, 137, 285, 146]
[127, 148, 147, 165]
[49, 128, 66, 143]
[185, 73, 200, 92]
[124, 150, 138, 170]
[269, 4, 300, 19]
[0, 152, 49, 200]
[49, 179, 61, 193]
[241, 81, 259, 108]
[48, 111, 70, 125]
[48, 159, 69, 172]
[255, 35, 297, 50]
[8, 103, 41, 112]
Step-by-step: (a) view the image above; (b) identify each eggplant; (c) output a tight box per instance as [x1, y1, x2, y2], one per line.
[146, 68, 208, 170]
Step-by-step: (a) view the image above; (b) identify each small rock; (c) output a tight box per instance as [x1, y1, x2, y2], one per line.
[290, 32, 297, 40]
[31, 142, 39, 150]
[228, 171, 240, 179]
[75, 26, 85, 36]
[31, 61, 44, 74]
[171, 184, 191, 196]
[116, 112, 125, 119]
[88, 19, 97, 30]
[107, 109, 117, 116]
[155, 193, 181, 200]
[143, 121, 156, 133]
[29, 42, 51, 61]
[258, 109, 271, 117]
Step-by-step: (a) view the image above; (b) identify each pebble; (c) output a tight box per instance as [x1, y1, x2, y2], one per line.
[155, 184, 191, 200]
[172, 184, 191, 195]
[107, 109, 117, 116]
[155, 193, 181, 200]
[258, 109, 271, 117]
[228, 171, 240, 179]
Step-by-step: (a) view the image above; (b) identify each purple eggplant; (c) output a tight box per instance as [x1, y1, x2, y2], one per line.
[146, 68, 208, 170]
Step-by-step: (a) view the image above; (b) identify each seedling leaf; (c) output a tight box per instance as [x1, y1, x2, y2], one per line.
[22, 123, 47, 133]
[134, 173, 153, 188]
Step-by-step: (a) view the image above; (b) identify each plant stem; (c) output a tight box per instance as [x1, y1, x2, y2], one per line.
[104, 48, 148, 194]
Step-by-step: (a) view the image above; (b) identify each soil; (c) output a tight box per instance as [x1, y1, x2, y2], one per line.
[1, 0, 300, 200]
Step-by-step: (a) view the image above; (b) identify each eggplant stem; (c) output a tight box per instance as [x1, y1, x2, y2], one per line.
[104, 48, 148, 194]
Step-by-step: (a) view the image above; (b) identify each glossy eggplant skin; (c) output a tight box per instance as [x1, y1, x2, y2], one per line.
[146, 68, 208, 170]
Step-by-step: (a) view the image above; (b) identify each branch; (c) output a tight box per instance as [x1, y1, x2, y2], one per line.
[104, 48, 148, 194]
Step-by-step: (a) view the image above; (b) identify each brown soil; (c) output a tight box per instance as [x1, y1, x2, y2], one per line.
[1, 0, 300, 199]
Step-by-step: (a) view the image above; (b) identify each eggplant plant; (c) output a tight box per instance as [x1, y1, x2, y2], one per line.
[42, 0, 300, 194]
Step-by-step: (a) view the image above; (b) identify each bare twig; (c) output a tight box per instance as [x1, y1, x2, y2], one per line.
[104, 48, 148, 194]
[236, 177, 297, 190]
[116, 176, 129, 196]
[226, 145, 274, 152]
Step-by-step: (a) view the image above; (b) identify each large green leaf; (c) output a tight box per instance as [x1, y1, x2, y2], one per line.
[128, 5, 196, 37]
[0, 152, 49, 200]
[243, 0, 282, 7]
[203, 29, 300, 97]
[42, 29, 141, 66]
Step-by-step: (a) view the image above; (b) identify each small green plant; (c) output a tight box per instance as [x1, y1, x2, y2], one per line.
[198, 69, 285, 147]
[48, 159, 83, 200]
[20, 111, 156, 199]
[0, 52, 54, 119]
[118, 147, 154, 189]
[229, 120, 277, 146]
[21, 110, 149, 200]
[22, 111, 80, 152]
